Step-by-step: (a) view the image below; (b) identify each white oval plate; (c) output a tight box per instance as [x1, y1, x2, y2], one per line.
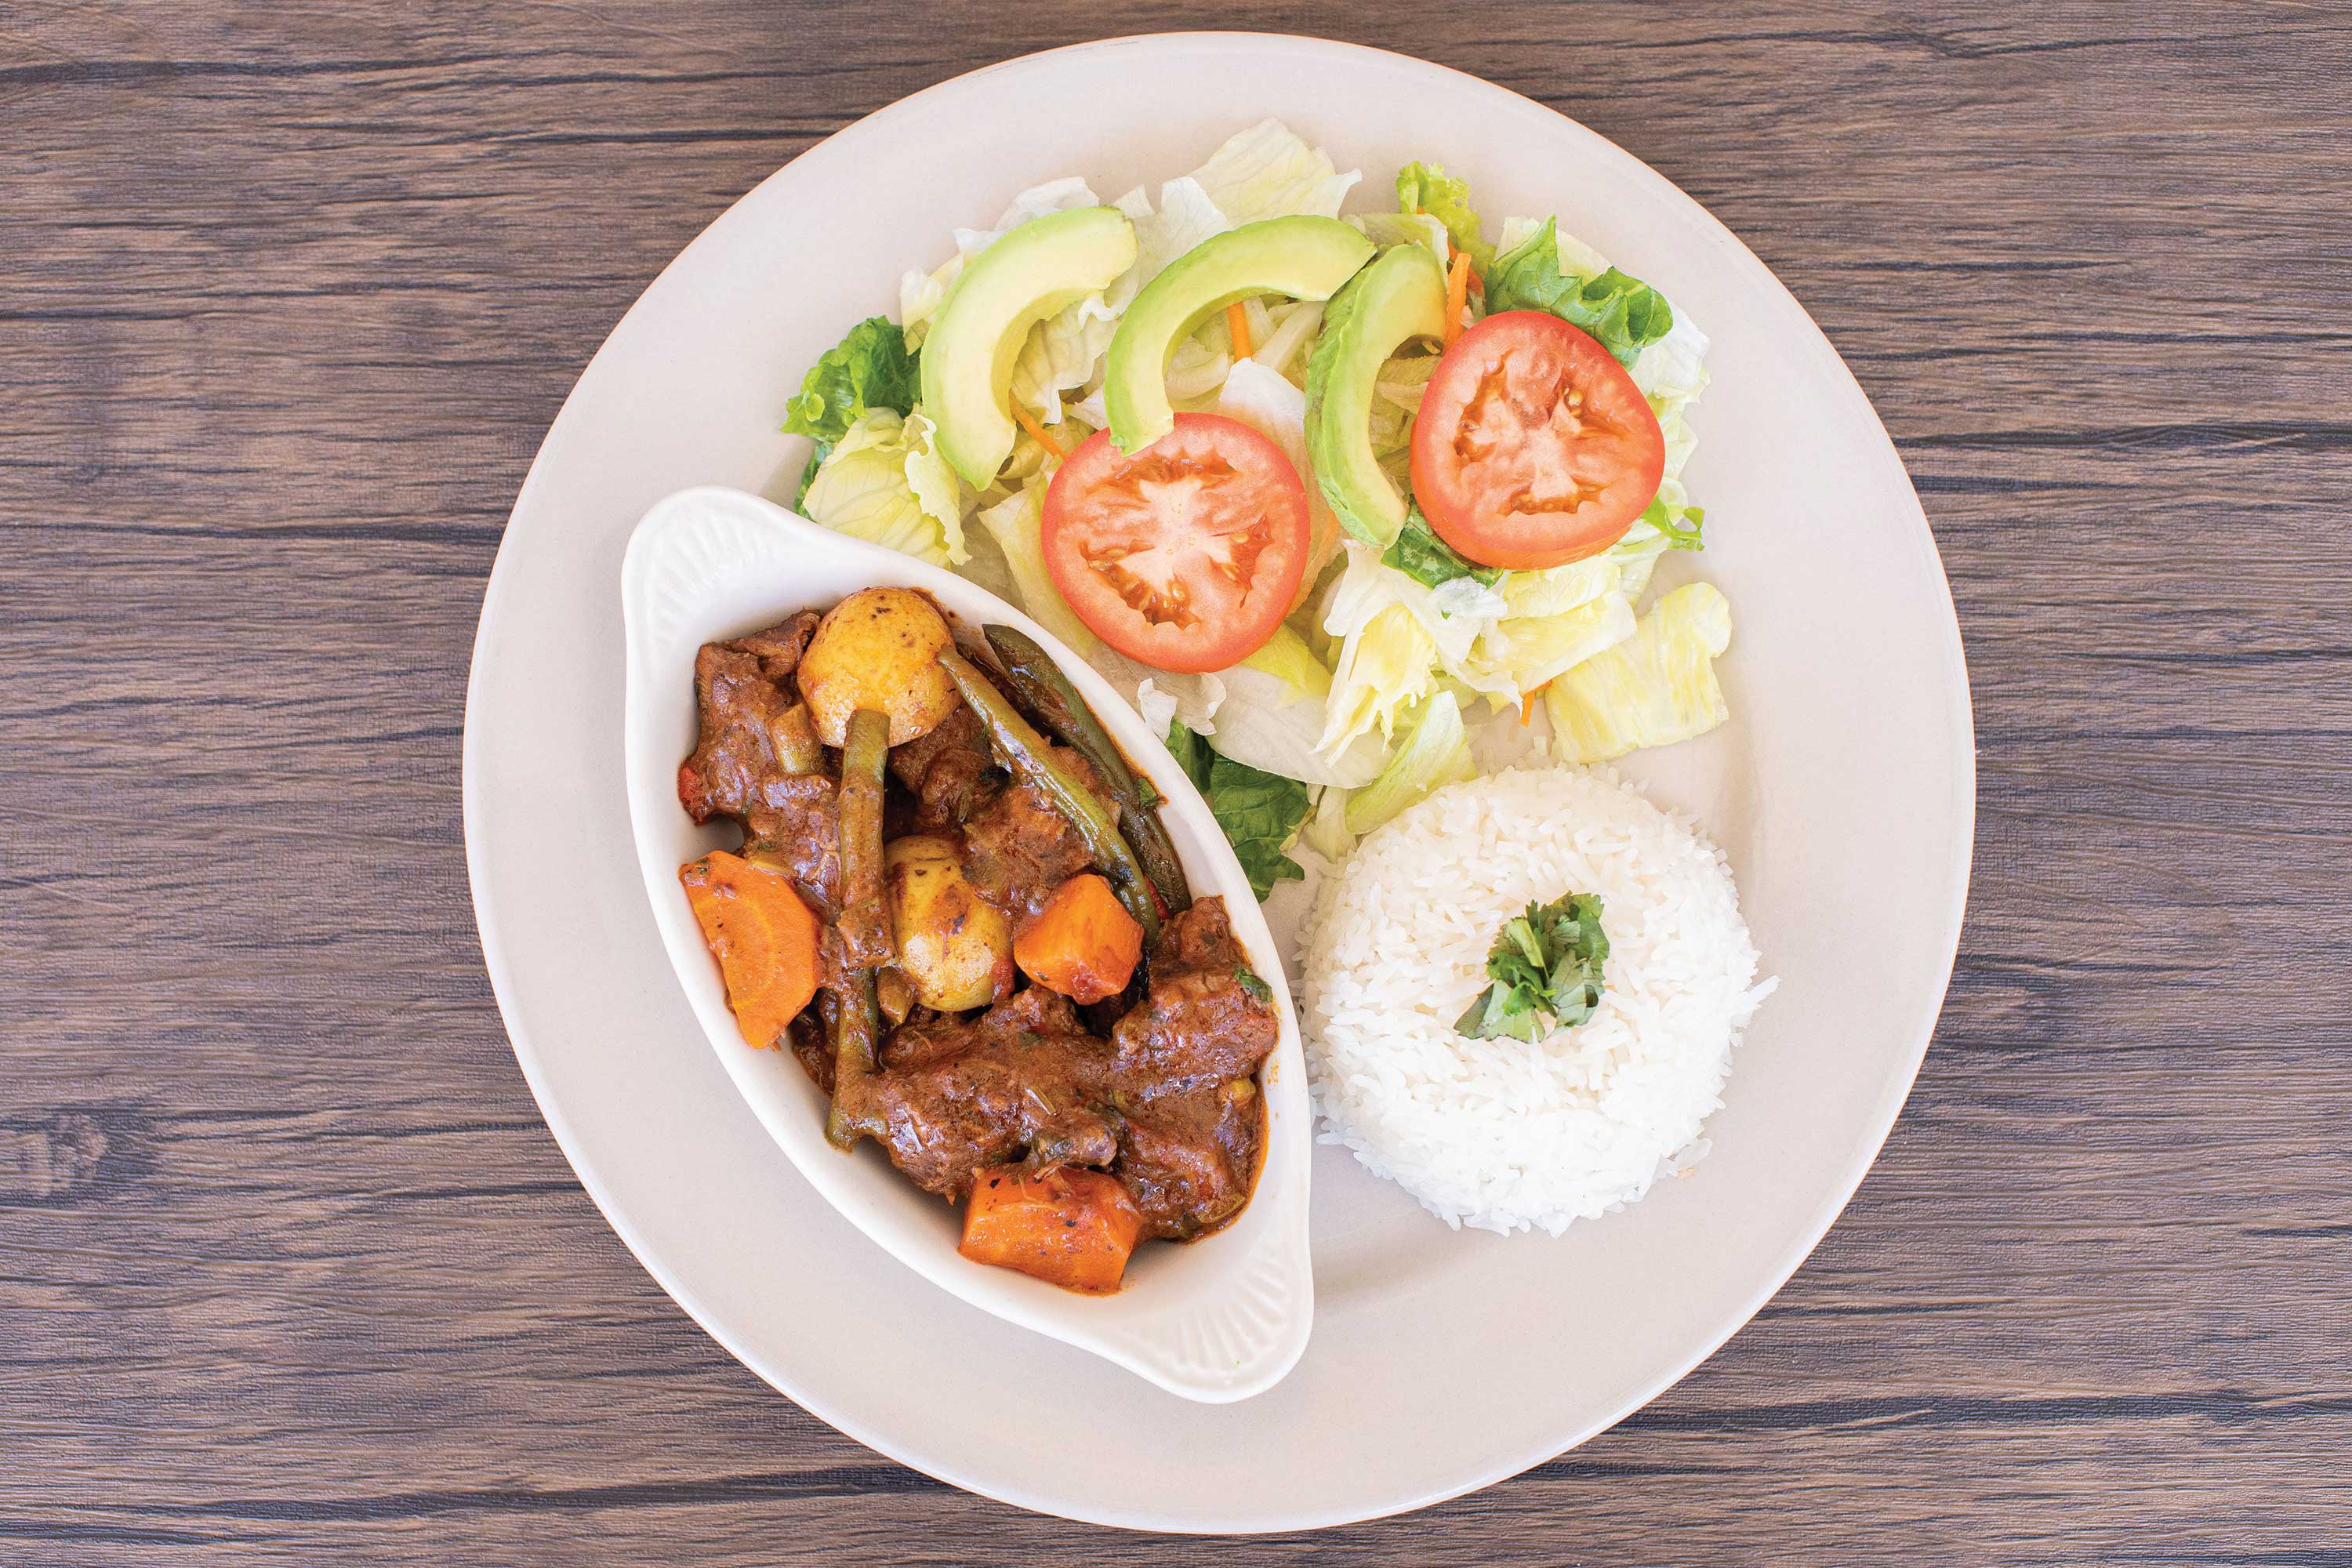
[463, 33, 1973, 1531]
[619, 486, 1313, 1401]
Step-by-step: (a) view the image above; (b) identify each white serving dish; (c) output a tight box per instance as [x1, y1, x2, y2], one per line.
[619, 485, 1314, 1402]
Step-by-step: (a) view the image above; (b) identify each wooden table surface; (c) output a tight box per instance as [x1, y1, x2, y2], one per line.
[6, 3, 2349, 1563]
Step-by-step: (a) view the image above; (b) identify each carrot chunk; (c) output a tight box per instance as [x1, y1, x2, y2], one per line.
[1013, 873, 1143, 1004]
[960, 1166, 1144, 1294]
[679, 850, 821, 1048]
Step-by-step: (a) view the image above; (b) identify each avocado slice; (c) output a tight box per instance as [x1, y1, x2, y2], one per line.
[1302, 243, 1448, 548]
[1103, 215, 1374, 453]
[921, 206, 1138, 488]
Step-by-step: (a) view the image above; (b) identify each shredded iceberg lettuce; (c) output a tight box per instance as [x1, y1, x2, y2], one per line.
[1351, 210, 1450, 266]
[1367, 352, 1440, 460]
[780, 318, 921, 505]
[1188, 118, 1360, 226]
[1345, 688, 1476, 837]
[1394, 162, 1493, 273]
[1544, 582, 1733, 762]
[797, 408, 967, 565]
[972, 481, 1090, 652]
[1299, 782, 1356, 862]
[1323, 601, 1439, 753]
[1466, 592, 1638, 695]
[1500, 557, 1618, 619]
[1319, 539, 1560, 742]
[1210, 624, 1389, 789]
[1253, 299, 1325, 381]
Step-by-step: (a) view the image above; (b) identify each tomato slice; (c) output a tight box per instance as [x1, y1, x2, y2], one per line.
[1040, 412, 1308, 673]
[1410, 310, 1665, 570]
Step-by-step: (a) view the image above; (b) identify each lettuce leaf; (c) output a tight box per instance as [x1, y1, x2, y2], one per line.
[1395, 162, 1493, 273]
[1113, 176, 1230, 308]
[1208, 623, 1389, 789]
[1467, 591, 1638, 694]
[1167, 719, 1214, 790]
[1344, 689, 1475, 837]
[1606, 523, 1672, 606]
[1499, 557, 1618, 619]
[1352, 210, 1452, 266]
[1486, 217, 1672, 368]
[782, 317, 918, 444]
[1299, 782, 1356, 862]
[1167, 723, 1312, 900]
[1383, 509, 1499, 591]
[1641, 494, 1705, 551]
[1544, 582, 1733, 762]
[797, 408, 967, 565]
[1320, 541, 1523, 737]
[782, 318, 920, 503]
[1189, 118, 1361, 226]
[973, 481, 1094, 652]
[1322, 600, 1439, 753]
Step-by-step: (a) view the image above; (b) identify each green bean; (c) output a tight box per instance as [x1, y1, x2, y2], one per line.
[823, 965, 884, 1151]
[835, 706, 894, 967]
[982, 625, 1192, 916]
[937, 648, 1161, 946]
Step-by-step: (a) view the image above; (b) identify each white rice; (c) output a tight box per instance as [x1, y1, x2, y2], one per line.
[1301, 765, 1773, 1236]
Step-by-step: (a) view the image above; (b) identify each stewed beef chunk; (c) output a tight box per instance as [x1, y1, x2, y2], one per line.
[887, 701, 995, 833]
[958, 747, 1104, 923]
[864, 986, 1122, 1200]
[724, 611, 818, 682]
[1111, 898, 1279, 1093]
[1115, 1086, 1263, 1240]
[678, 644, 791, 825]
[739, 772, 841, 923]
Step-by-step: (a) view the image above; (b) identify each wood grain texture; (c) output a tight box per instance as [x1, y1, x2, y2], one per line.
[4, 1, 2349, 1562]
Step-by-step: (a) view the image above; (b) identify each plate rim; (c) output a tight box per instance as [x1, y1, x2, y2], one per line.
[462, 29, 1976, 1532]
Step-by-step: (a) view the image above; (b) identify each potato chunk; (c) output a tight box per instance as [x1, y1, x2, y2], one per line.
[798, 587, 958, 746]
[884, 835, 1013, 1011]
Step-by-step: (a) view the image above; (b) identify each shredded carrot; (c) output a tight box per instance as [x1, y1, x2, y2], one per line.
[1225, 300, 1253, 361]
[1012, 401, 1066, 461]
[1465, 264, 1484, 299]
[1519, 689, 1540, 726]
[1444, 250, 1473, 345]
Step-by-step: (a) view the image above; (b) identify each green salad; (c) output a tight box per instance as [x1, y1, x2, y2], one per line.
[780, 120, 1734, 898]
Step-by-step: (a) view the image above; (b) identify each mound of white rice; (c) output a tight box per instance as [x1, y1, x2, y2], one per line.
[1301, 765, 1773, 1236]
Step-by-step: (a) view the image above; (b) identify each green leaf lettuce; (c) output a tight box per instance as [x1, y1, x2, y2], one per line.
[1395, 162, 1494, 274]
[1167, 723, 1312, 901]
[1485, 218, 1673, 367]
